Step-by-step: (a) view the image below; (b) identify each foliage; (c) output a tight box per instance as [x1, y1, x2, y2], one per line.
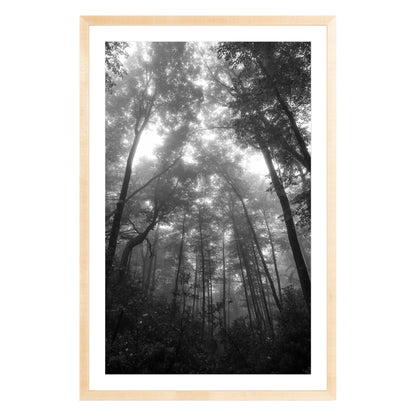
[107, 284, 310, 374]
[105, 42, 129, 93]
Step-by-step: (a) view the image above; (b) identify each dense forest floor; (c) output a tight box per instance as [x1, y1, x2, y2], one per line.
[107, 285, 310, 374]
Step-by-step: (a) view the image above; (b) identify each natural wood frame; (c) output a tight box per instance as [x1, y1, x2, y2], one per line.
[80, 15, 336, 401]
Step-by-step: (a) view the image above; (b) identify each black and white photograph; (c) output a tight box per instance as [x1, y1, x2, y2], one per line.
[105, 41, 312, 374]
[4, 0, 416, 413]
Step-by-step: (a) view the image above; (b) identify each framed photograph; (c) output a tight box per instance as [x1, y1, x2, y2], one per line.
[80, 15, 336, 400]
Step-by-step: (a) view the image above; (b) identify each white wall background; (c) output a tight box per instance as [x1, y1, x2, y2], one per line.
[1, 1, 415, 414]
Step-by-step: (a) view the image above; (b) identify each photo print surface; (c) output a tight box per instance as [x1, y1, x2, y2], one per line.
[105, 41, 311, 375]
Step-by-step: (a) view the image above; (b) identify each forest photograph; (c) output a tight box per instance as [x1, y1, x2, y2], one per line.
[105, 41, 311, 375]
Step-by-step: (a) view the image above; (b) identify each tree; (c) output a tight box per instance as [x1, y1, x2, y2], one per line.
[217, 42, 311, 171]
[105, 42, 129, 93]
[214, 42, 311, 308]
[106, 42, 203, 276]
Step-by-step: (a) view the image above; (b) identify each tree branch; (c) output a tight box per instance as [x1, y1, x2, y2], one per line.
[106, 156, 182, 221]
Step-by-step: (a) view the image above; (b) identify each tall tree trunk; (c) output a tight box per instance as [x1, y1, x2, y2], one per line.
[144, 224, 159, 298]
[251, 243, 274, 333]
[181, 279, 187, 316]
[222, 170, 283, 314]
[198, 208, 206, 338]
[222, 231, 227, 333]
[106, 105, 153, 275]
[296, 161, 311, 214]
[273, 86, 311, 171]
[257, 52, 311, 171]
[299, 236, 311, 275]
[126, 249, 133, 279]
[207, 247, 214, 339]
[229, 208, 254, 329]
[259, 112, 309, 170]
[140, 245, 150, 297]
[106, 157, 181, 222]
[239, 234, 264, 328]
[262, 208, 283, 301]
[192, 254, 198, 319]
[118, 208, 160, 282]
[227, 276, 231, 328]
[148, 251, 158, 301]
[234, 235, 253, 329]
[148, 225, 160, 303]
[260, 143, 311, 308]
[230, 209, 263, 328]
[235, 191, 282, 313]
[172, 212, 187, 316]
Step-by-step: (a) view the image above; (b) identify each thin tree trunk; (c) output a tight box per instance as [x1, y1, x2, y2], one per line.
[192, 255, 198, 319]
[172, 212, 187, 316]
[230, 210, 263, 328]
[148, 252, 157, 300]
[234, 236, 253, 329]
[222, 231, 227, 333]
[106, 106, 153, 275]
[140, 245, 150, 297]
[118, 208, 160, 282]
[260, 143, 311, 308]
[251, 243, 274, 333]
[181, 279, 187, 317]
[144, 224, 159, 298]
[207, 247, 214, 339]
[239, 236, 264, 328]
[198, 208, 206, 338]
[236, 193, 282, 313]
[148, 225, 160, 303]
[298, 236, 311, 275]
[262, 208, 283, 301]
[221, 170, 283, 314]
[227, 276, 231, 328]
[230, 210, 255, 328]
[105, 157, 181, 222]
[126, 249, 133, 279]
